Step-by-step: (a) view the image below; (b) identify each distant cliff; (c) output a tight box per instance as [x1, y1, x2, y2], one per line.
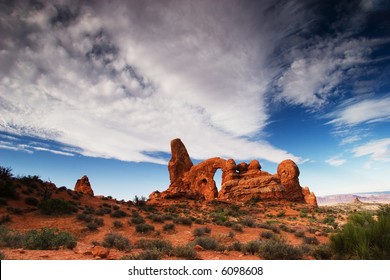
[317, 191, 390, 205]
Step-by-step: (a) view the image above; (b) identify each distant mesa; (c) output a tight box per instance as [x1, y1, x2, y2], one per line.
[353, 196, 362, 204]
[74, 175, 94, 196]
[149, 138, 317, 207]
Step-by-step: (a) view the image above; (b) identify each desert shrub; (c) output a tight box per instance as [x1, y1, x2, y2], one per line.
[77, 213, 93, 222]
[135, 223, 155, 234]
[86, 221, 99, 231]
[277, 210, 286, 218]
[330, 211, 390, 259]
[24, 196, 39, 206]
[174, 245, 198, 259]
[163, 223, 176, 232]
[243, 240, 262, 255]
[113, 220, 123, 228]
[240, 217, 256, 228]
[7, 207, 23, 215]
[0, 251, 5, 260]
[228, 231, 235, 238]
[95, 208, 111, 216]
[312, 244, 333, 260]
[38, 199, 77, 215]
[232, 223, 243, 232]
[148, 214, 164, 223]
[133, 195, 147, 207]
[0, 166, 13, 180]
[102, 233, 131, 251]
[23, 228, 76, 250]
[294, 230, 305, 238]
[192, 236, 219, 250]
[110, 209, 128, 218]
[82, 206, 95, 215]
[260, 231, 274, 239]
[303, 236, 319, 245]
[192, 227, 211, 237]
[174, 217, 193, 226]
[136, 239, 173, 256]
[0, 226, 24, 248]
[230, 241, 243, 251]
[259, 239, 303, 260]
[0, 180, 19, 199]
[113, 205, 120, 211]
[124, 248, 162, 260]
[130, 216, 145, 225]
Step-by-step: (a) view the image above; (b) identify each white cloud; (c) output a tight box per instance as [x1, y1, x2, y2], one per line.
[326, 156, 347, 166]
[353, 138, 390, 162]
[327, 96, 390, 126]
[0, 0, 307, 164]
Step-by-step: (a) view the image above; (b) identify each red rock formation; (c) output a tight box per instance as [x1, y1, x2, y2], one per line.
[74, 175, 94, 196]
[150, 139, 317, 207]
[353, 197, 362, 203]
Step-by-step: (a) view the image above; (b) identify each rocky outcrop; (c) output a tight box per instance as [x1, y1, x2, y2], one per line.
[74, 175, 94, 196]
[150, 139, 317, 207]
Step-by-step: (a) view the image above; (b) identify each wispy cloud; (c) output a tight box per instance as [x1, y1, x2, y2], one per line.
[326, 156, 347, 166]
[353, 138, 390, 162]
[327, 96, 390, 126]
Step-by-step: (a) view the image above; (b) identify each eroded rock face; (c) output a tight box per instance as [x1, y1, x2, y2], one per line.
[151, 139, 317, 207]
[74, 175, 94, 196]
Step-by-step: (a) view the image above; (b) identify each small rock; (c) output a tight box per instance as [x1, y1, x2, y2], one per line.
[92, 246, 110, 259]
[194, 245, 204, 251]
[315, 231, 322, 236]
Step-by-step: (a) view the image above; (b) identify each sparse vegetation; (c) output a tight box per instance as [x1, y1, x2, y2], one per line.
[192, 236, 219, 250]
[259, 239, 303, 260]
[38, 199, 78, 215]
[102, 233, 131, 251]
[135, 223, 155, 234]
[24, 196, 39, 206]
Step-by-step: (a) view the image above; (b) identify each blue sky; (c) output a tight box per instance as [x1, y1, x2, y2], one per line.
[0, 0, 389, 200]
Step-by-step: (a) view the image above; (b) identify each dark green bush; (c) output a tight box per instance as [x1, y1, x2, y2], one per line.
[24, 197, 39, 206]
[102, 233, 131, 251]
[174, 245, 198, 259]
[162, 223, 175, 232]
[39, 199, 77, 215]
[0, 226, 24, 248]
[240, 217, 256, 227]
[243, 240, 262, 255]
[130, 216, 145, 225]
[174, 217, 193, 226]
[192, 236, 219, 250]
[312, 244, 333, 260]
[136, 239, 173, 256]
[192, 227, 211, 237]
[330, 210, 390, 259]
[110, 209, 128, 218]
[303, 236, 319, 245]
[260, 231, 274, 239]
[23, 228, 77, 250]
[0, 166, 13, 180]
[0, 180, 19, 199]
[135, 223, 155, 234]
[259, 240, 303, 260]
[113, 220, 123, 228]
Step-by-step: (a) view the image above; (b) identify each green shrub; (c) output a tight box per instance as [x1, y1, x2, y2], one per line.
[0, 226, 24, 248]
[23, 228, 76, 250]
[330, 211, 390, 259]
[110, 209, 128, 218]
[312, 244, 333, 260]
[0, 180, 19, 199]
[303, 236, 319, 245]
[136, 239, 173, 256]
[259, 240, 303, 260]
[230, 241, 243, 251]
[174, 217, 193, 226]
[124, 249, 162, 260]
[39, 199, 77, 215]
[243, 240, 262, 255]
[232, 223, 243, 232]
[148, 214, 165, 223]
[113, 221, 123, 228]
[174, 245, 198, 259]
[0, 167, 13, 180]
[102, 233, 131, 251]
[135, 223, 155, 234]
[0, 251, 5, 260]
[24, 196, 39, 206]
[240, 217, 256, 228]
[294, 230, 305, 238]
[260, 231, 274, 239]
[162, 223, 175, 232]
[192, 227, 211, 237]
[130, 216, 145, 225]
[192, 236, 219, 250]
[86, 221, 99, 231]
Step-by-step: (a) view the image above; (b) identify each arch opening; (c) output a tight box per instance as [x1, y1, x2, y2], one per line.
[213, 168, 223, 192]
